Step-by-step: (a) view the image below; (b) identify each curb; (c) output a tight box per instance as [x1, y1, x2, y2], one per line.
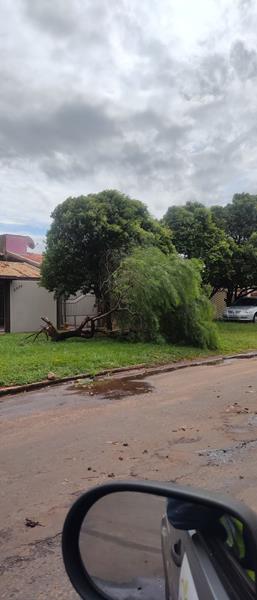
[1, 350, 257, 399]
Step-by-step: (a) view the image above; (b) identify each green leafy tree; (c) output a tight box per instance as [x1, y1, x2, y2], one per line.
[210, 205, 228, 231]
[163, 202, 223, 259]
[226, 194, 257, 243]
[163, 202, 232, 297]
[211, 194, 257, 303]
[41, 190, 173, 319]
[212, 194, 257, 244]
[112, 247, 218, 349]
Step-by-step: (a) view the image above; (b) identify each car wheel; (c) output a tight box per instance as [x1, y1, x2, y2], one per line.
[253, 313, 257, 323]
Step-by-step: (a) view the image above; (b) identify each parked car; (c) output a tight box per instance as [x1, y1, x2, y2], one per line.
[223, 297, 257, 322]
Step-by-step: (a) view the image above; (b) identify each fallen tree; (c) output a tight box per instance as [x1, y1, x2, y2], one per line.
[26, 306, 119, 342]
[26, 247, 218, 350]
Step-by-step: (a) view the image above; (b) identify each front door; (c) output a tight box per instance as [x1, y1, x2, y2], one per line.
[0, 281, 4, 329]
[0, 281, 10, 331]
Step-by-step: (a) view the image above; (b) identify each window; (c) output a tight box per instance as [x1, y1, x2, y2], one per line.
[233, 298, 257, 307]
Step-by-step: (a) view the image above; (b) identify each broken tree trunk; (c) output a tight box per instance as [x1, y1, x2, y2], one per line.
[38, 306, 119, 342]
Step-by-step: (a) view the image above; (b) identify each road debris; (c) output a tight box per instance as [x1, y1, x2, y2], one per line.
[47, 372, 57, 381]
[25, 518, 43, 528]
[225, 403, 249, 414]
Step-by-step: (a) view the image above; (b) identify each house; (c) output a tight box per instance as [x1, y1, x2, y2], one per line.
[0, 234, 56, 333]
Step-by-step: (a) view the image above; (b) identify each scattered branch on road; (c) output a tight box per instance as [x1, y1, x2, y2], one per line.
[25, 518, 44, 528]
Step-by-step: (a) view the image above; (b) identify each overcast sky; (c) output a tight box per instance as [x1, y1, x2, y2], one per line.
[1, 0, 257, 244]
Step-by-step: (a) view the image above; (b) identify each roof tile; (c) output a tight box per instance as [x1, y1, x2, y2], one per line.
[0, 262, 40, 279]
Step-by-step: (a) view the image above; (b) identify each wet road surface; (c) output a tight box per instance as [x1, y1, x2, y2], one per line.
[1, 358, 257, 597]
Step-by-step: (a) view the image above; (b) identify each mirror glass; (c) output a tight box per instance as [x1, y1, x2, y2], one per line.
[79, 491, 256, 600]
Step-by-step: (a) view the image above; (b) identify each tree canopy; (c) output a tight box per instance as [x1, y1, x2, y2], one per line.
[163, 201, 232, 297]
[210, 194, 257, 301]
[41, 190, 173, 302]
[163, 201, 224, 259]
[211, 194, 257, 244]
[112, 247, 218, 349]
[164, 194, 257, 304]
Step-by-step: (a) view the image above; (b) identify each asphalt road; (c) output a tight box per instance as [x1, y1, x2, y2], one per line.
[1, 357, 257, 598]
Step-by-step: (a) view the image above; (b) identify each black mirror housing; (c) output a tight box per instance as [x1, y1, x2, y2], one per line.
[62, 480, 257, 599]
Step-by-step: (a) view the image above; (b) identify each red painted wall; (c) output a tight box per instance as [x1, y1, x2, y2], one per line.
[0, 234, 35, 256]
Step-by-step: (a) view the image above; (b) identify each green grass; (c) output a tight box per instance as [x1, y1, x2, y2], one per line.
[1, 322, 257, 387]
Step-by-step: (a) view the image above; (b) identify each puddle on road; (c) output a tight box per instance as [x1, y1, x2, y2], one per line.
[69, 376, 154, 401]
[199, 439, 257, 464]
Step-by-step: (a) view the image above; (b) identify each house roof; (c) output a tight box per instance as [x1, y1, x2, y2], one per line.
[0, 235, 43, 266]
[6, 251, 43, 266]
[20, 253, 43, 264]
[0, 261, 40, 280]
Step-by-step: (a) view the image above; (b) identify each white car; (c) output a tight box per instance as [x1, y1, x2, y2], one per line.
[223, 297, 257, 322]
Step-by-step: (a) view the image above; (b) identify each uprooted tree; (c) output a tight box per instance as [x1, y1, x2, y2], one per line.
[35, 247, 219, 350]
[112, 247, 219, 349]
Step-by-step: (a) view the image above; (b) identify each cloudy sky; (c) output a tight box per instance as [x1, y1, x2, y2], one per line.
[1, 0, 257, 244]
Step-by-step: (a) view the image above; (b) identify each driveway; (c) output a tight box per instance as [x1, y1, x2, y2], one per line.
[1, 358, 257, 598]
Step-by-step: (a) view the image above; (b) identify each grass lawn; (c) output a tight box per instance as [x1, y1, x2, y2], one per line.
[0, 322, 257, 387]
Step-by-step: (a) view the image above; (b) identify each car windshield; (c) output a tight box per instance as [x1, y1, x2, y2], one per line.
[233, 298, 257, 307]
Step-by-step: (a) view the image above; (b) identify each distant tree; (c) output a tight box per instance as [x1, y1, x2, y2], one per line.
[211, 194, 257, 243]
[41, 190, 173, 326]
[112, 247, 219, 349]
[165, 195, 257, 305]
[163, 202, 223, 259]
[226, 194, 257, 243]
[163, 202, 233, 298]
[211, 194, 257, 303]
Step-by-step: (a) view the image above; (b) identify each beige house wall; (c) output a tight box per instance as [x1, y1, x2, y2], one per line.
[10, 280, 56, 332]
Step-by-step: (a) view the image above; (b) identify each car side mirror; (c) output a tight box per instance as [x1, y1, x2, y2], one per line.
[62, 481, 257, 599]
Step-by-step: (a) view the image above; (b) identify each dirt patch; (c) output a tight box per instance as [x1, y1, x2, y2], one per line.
[69, 376, 154, 400]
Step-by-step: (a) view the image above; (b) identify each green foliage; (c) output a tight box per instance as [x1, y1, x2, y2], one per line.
[163, 201, 222, 259]
[164, 196, 257, 303]
[112, 247, 218, 349]
[211, 195, 257, 301]
[41, 190, 173, 299]
[210, 205, 227, 231]
[163, 201, 233, 296]
[212, 194, 257, 244]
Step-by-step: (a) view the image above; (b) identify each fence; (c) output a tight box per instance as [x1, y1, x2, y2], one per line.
[60, 293, 97, 328]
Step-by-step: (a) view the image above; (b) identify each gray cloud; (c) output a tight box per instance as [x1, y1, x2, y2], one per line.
[230, 40, 257, 80]
[0, 100, 119, 158]
[23, 0, 79, 36]
[2, 0, 257, 230]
